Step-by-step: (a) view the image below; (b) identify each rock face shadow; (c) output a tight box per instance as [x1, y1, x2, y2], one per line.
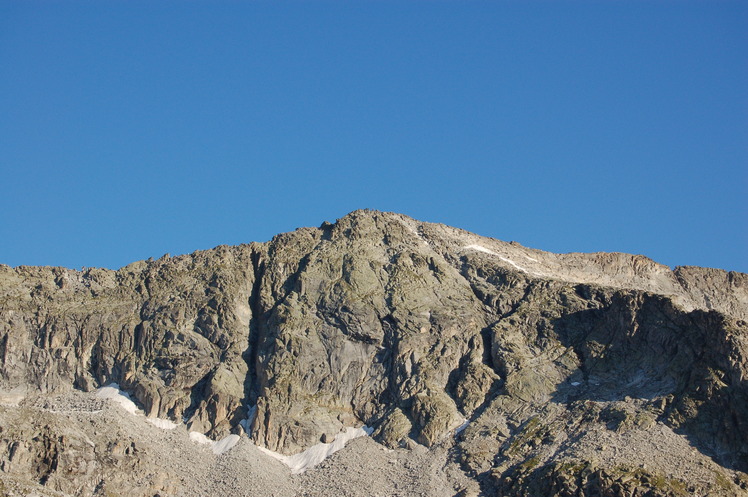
[549, 292, 748, 472]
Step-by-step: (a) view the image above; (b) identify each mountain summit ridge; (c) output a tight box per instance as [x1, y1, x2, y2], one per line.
[1, 209, 746, 496]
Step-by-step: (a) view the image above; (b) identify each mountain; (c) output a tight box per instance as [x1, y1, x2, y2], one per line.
[1, 209, 746, 496]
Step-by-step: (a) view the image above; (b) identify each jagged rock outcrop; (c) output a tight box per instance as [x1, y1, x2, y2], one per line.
[1, 210, 746, 496]
[1, 245, 256, 439]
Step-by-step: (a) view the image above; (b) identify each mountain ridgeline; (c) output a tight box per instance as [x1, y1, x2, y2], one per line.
[1, 210, 747, 496]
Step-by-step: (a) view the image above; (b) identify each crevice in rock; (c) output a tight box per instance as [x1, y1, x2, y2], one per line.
[0, 333, 8, 367]
[280, 253, 312, 301]
[480, 325, 496, 374]
[497, 284, 535, 321]
[244, 248, 266, 407]
[35, 433, 59, 486]
[455, 262, 495, 313]
[133, 322, 144, 353]
[455, 256, 535, 324]
[378, 313, 399, 408]
[183, 370, 213, 423]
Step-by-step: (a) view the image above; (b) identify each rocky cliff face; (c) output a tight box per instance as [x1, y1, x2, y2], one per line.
[1, 210, 747, 496]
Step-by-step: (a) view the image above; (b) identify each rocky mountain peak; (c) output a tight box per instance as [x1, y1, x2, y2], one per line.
[1, 211, 746, 496]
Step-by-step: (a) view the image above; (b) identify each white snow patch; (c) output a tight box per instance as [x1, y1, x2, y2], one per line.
[188, 432, 241, 455]
[464, 244, 497, 256]
[257, 426, 373, 474]
[464, 245, 529, 273]
[96, 384, 179, 430]
[524, 255, 538, 262]
[147, 417, 179, 430]
[96, 383, 140, 415]
[498, 256, 530, 274]
[455, 419, 470, 435]
[212, 434, 240, 455]
[464, 245, 549, 276]
[189, 431, 212, 445]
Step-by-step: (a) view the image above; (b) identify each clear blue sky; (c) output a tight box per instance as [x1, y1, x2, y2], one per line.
[1, 1, 746, 273]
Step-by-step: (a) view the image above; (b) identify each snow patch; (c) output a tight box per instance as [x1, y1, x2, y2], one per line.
[189, 431, 212, 445]
[147, 417, 179, 430]
[498, 256, 530, 274]
[464, 245, 530, 274]
[96, 384, 179, 429]
[455, 419, 470, 435]
[464, 244, 497, 255]
[188, 432, 241, 455]
[96, 383, 140, 415]
[464, 245, 549, 277]
[257, 426, 373, 474]
[212, 434, 240, 455]
[571, 382, 581, 387]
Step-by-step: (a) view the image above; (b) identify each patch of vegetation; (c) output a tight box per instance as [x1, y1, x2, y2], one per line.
[611, 465, 689, 496]
[505, 416, 544, 456]
[519, 456, 540, 472]
[714, 470, 734, 492]
[555, 460, 589, 474]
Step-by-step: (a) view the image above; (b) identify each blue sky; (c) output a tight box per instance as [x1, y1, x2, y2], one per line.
[1, 1, 746, 272]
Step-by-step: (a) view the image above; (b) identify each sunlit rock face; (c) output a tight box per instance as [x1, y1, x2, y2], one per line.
[1, 209, 747, 496]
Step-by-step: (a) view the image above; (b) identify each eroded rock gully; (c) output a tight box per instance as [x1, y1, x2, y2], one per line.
[1, 210, 746, 496]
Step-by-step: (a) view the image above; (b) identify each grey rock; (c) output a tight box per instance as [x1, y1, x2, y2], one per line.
[1, 209, 747, 496]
